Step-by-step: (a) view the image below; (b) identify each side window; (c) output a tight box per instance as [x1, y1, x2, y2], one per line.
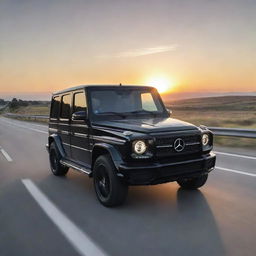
[60, 94, 71, 119]
[141, 93, 157, 111]
[73, 92, 87, 113]
[50, 96, 60, 118]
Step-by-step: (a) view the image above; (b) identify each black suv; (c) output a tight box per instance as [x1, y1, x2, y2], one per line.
[47, 85, 216, 206]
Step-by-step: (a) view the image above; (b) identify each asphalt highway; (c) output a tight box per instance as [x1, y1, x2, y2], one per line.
[0, 117, 255, 256]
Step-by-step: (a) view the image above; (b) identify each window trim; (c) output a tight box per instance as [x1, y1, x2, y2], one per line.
[72, 91, 87, 114]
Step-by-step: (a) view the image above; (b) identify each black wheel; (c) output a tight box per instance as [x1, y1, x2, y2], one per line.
[177, 174, 208, 190]
[49, 143, 69, 176]
[93, 155, 128, 207]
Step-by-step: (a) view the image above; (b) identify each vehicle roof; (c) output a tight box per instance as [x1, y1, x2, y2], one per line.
[52, 85, 155, 95]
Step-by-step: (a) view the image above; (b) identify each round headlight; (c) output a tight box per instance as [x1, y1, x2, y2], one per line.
[133, 140, 147, 155]
[202, 134, 209, 146]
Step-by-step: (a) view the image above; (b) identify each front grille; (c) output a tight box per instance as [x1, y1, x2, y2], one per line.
[155, 133, 201, 157]
[156, 135, 198, 146]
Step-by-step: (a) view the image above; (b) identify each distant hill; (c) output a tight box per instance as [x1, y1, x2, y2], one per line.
[165, 96, 256, 111]
[161, 92, 256, 101]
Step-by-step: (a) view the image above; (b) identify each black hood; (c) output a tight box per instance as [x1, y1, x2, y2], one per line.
[93, 117, 198, 133]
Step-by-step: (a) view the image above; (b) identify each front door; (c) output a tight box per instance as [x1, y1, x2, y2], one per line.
[70, 91, 91, 167]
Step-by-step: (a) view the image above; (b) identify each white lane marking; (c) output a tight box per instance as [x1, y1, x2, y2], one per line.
[0, 118, 47, 134]
[216, 167, 256, 177]
[214, 151, 256, 160]
[26, 127, 47, 134]
[22, 179, 107, 256]
[0, 146, 13, 162]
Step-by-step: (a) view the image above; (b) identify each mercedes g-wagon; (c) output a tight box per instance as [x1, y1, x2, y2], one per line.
[46, 85, 216, 206]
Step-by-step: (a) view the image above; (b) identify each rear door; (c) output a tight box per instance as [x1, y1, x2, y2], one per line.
[70, 90, 91, 166]
[49, 95, 60, 135]
[59, 93, 72, 158]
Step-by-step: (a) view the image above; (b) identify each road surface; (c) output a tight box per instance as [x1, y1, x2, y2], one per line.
[0, 117, 255, 256]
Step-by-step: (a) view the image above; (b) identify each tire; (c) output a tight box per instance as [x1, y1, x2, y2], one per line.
[49, 142, 69, 176]
[177, 174, 208, 190]
[93, 155, 128, 207]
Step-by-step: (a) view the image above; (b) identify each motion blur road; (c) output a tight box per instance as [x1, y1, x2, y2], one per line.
[0, 117, 255, 256]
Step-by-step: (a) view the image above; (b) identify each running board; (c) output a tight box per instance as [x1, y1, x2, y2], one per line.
[60, 159, 92, 176]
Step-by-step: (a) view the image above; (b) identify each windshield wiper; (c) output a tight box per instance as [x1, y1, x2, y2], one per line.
[129, 110, 158, 116]
[97, 110, 158, 118]
[97, 111, 127, 118]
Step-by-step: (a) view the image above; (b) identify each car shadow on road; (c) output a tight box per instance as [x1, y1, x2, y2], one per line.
[174, 188, 225, 255]
[124, 185, 226, 256]
[37, 173, 226, 256]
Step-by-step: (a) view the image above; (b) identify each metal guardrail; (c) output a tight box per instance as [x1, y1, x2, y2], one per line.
[208, 127, 256, 138]
[2, 113, 256, 138]
[4, 113, 49, 121]
[0, 103, 9, 111]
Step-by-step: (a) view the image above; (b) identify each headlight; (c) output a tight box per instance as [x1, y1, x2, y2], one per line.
[202, 134, 209, 146]
[133, 140, 147, 155]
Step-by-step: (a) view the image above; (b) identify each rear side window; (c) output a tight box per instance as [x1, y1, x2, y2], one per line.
[73, 92, 87, 113]
[60, 94, 71, 119]
[50, 96, 60, 118]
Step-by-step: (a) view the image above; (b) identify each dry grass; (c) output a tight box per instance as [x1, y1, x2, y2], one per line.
[167, 96, 256, 111]
[171, 110, 256, 129]
[171, 111, 256, 148]
[12, 105, 50, 115]
[167, 96, 256, 148]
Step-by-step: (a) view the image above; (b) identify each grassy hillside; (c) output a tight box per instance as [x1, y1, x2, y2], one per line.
[167, 96, 256, 148]
[167, 96, 256, 111]
[167, 96, 256, 129]
[10, 104, 50, 115]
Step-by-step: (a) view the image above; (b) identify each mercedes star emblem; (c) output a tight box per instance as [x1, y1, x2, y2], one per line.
[174, 138, 185, 152]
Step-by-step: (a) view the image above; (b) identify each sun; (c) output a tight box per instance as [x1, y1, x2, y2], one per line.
[146, 76, 173, 94]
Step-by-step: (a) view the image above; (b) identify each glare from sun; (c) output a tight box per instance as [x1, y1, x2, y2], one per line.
[146, 76, 173, 94]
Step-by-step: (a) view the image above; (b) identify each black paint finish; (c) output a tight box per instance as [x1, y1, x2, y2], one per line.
[47, 85, 216, 185]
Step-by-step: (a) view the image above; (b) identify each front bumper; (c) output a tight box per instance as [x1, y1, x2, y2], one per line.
[118, 152, 216, 185]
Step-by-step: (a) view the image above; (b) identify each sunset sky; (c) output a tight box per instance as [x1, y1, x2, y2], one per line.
[0, 0, 255, 99]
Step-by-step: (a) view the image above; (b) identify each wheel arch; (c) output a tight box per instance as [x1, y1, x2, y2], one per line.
[48, 134, 66, 158]
[91, 143, 123, 172]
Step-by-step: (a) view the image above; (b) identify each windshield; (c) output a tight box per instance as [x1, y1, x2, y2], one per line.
[90, 88, 166, 119]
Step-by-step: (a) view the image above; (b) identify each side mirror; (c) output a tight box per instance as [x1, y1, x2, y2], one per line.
[72, 111, 87, 121]
[166, 108, 172, 116]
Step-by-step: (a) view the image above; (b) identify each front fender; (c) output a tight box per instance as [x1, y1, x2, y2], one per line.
[92, 143, 124, 171]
